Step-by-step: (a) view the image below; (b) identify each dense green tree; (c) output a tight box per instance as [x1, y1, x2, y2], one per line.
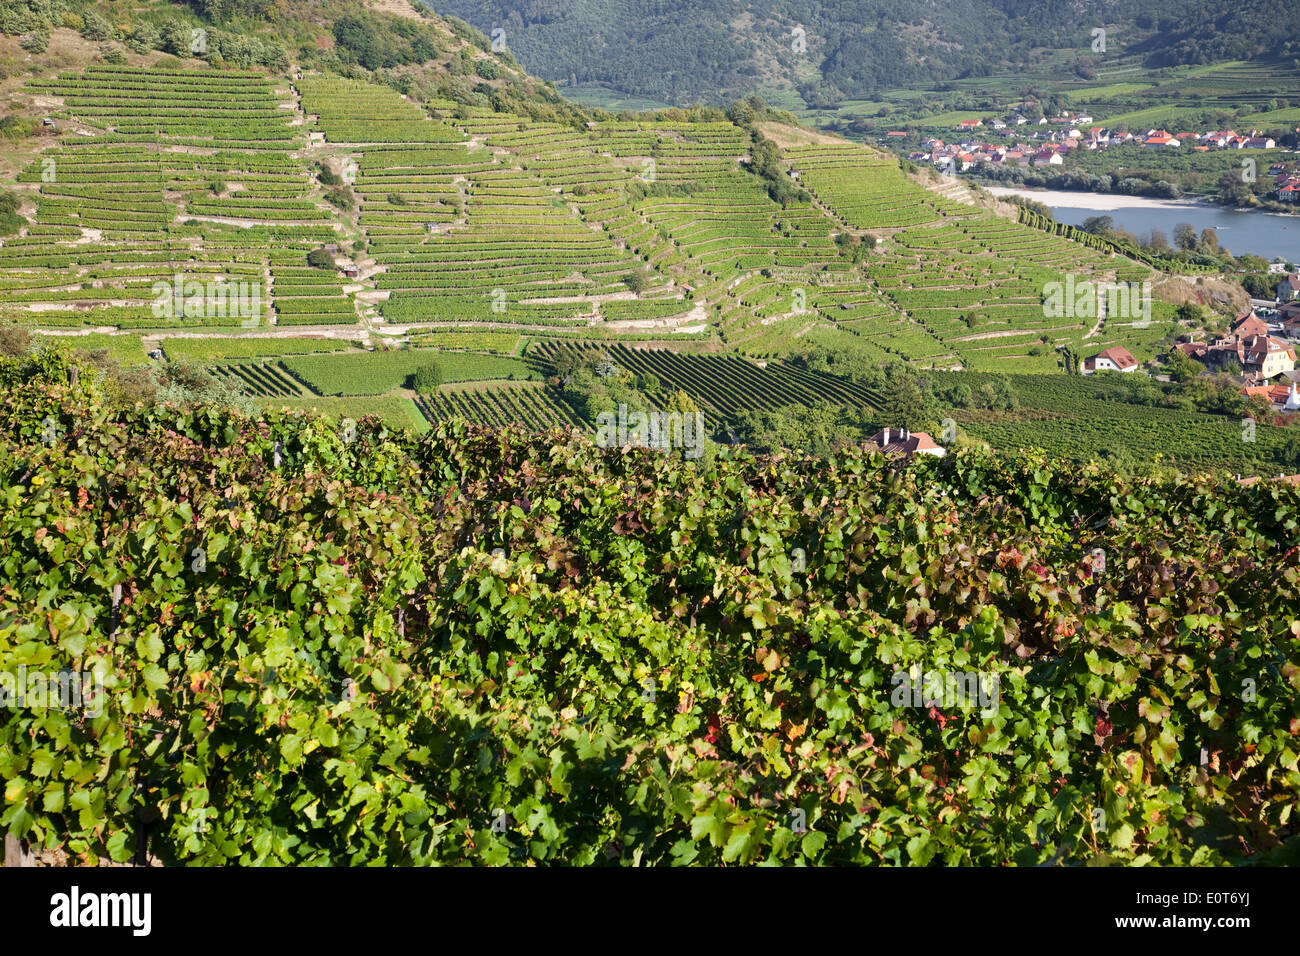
[410, 362, 444, 392]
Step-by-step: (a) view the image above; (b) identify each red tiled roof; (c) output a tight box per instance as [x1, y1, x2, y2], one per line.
[1239, 473, 1300, 487]
[1242, 384, 1292, 404]
[1090, 346, 1138, 369]
[869, 428, 945, 458]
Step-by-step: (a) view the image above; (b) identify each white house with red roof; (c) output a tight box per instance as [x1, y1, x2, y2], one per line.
[869, 428, 947, 459]
[1082, 346, 1139, 374]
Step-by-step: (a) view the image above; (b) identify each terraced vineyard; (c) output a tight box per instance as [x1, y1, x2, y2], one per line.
[535, 342, 883, 421]
[158, 336, 355, 363]
[0, 60, 1204, 431]
[281, 349, 537, 396]
[210, 362, 307, 397]
[6, 66, 336, 332]
[415, 383, 585, 430]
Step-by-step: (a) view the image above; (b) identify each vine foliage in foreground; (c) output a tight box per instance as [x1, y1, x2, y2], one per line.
[0, 351, 1297, 864]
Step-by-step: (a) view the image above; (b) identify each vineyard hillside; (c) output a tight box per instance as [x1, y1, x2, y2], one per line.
[0, 0, 1220, 460]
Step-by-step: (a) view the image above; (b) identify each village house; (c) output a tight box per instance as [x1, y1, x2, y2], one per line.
[1278, 301, 1300, 331]
[1144, 130, 1180, 148]
[1197, 311, 1297, 380]
[869, 428, 946, 460]
[1082, 346, 1140, 375]
[1278, 275, 1300, 301]
[1238, 474, 1300, 487]
[1241, 381, 1300, 411]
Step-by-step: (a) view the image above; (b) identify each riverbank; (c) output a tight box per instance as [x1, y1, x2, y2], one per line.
[983, 186, 1300, 262]
[984, 186, 1218, 212]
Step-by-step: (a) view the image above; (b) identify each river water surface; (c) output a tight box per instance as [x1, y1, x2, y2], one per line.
[985, 187, 1300, 263]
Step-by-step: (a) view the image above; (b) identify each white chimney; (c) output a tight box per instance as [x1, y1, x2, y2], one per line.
[882, 428, 890, 444]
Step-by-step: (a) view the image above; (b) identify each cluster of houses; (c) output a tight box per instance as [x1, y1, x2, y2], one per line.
[1173, 307, 1300, 409]
[895, 108, 1290, 176]
[1177, 311, 1297, 379]
[872, 307, 1300, 460]
[1271, 163, 1300, 203]
[1077, 297, 1300, 408]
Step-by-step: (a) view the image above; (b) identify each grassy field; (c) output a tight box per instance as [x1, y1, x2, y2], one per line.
[1064, 83, 1154, 102]
[281, 349, 536, 395]
[257, 394, 430, 433]
[160, 337, 355, 363]
[36, 332, 149, 365]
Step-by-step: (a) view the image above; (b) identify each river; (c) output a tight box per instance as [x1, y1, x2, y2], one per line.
[985, 187, 1300, 263]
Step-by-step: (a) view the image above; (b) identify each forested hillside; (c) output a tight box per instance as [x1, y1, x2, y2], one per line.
[425, 0, 1300, 106]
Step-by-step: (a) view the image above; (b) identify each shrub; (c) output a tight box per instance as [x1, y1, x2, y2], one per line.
[0, 114, 37, 141]
[20, 30, 50, 54]
[127, 23, 161, 54]
[410, 361, 443, 391]
[0, 323, 30, 356]
[79, 11, 112, 41]
[325, 187, 354, 211]
[307, 248, 335, 269]
[160, 19, 194, 57]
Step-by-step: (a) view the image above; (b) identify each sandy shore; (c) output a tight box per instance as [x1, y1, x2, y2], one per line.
[984, 186, 1212, 212]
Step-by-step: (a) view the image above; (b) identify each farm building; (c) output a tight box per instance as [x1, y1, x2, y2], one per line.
[1082, 346, 1139, 374]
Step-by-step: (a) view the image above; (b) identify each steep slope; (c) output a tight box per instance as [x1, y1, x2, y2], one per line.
[0, 0, 1259, 469]
[0, 49, 1174, 364]
[424, 0, 1300, 105]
